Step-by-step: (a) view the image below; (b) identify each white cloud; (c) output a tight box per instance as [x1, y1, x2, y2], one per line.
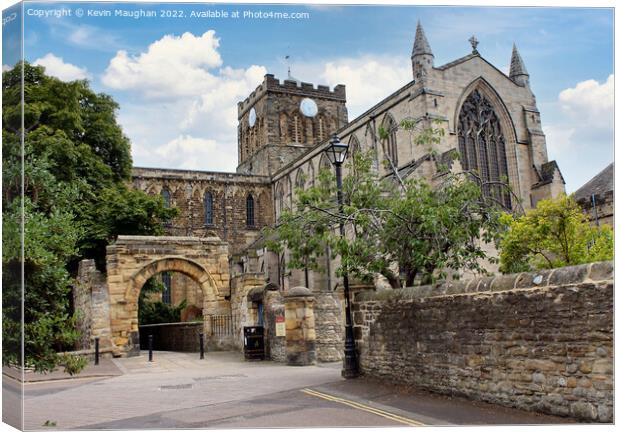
[102, 31, 227, 99]
[318, 56, 410, 118]
[558, 74, 613, 129]
[544, 75, 614, 192]
[2, 65, 11, 72]
[33, 53, 90, 81]
[152, 135, 236, 171]
[102, 31, 267, 171]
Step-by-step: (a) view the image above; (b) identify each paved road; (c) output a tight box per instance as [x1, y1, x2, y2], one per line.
[9, 351, 575, 430]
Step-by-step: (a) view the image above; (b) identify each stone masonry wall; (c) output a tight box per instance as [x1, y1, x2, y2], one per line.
[353, 262, 613, 422]
[75, 259, 114, 351]
[314, 292, 344, 362]
[132, 167, 273, 255]
[230, 273, 266, 350]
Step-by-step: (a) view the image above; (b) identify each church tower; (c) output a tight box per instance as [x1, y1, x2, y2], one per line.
[236, 74, 348, 176]
[411, 21, 434, 81]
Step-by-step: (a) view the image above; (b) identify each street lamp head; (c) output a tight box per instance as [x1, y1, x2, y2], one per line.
[325, 134, 349, 166]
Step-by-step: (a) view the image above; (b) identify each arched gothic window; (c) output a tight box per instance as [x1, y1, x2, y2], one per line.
[286, 176, 293, 209]
[161, 188, 171, 208]
[307, 161, 315, 188]
[349, 135, 361, 156]
[381, 114, 398, 167]
[276, 183, 285, 218]
[246, 194, 255, 227]
[161, 272, 172, 304]
[457, 89, 511, 208]
[295, 169, 305, 190]
[289, 115, 303, 143]
[204, 191, 214, 225]
[279, 113, 289, 143]
[319, 153, 331, 173]
[317, 116, 326, 142]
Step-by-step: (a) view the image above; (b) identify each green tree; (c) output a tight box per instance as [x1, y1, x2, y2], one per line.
[267, 133, 506, 288]
[138, 277, 188, 325]
[2, 62, 176, 373]
[499, 194, 613, 273]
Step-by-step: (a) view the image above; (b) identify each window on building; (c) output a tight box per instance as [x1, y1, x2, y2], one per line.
[276, 183, 285, 219]
[457, 89, 511, 209]
[161, 272, 172, 304]
[319, 153, 331, 173]
[381, 114, 398, 167]
[349, 135, 361, 156]
[161, 188, 171, 208]
[295, 169, 305, 190]
[307, 162, 315, 188]
[286, 176, 293, 209]
[204, 191, 214, 225]
[246, 194, 255, 227]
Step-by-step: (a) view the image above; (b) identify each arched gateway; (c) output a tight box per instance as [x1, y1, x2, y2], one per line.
[106, 236, 230, 356]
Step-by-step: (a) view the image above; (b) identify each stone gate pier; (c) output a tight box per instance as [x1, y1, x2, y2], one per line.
[105, 236, 230, 356]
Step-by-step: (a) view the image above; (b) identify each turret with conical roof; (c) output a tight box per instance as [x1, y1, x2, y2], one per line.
[509, 44, 529, 87]
[411, 21, 434, 80]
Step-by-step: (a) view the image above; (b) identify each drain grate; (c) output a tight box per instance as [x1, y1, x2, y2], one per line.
[159, 383, 193, 390]
[193, 374, 247, 382]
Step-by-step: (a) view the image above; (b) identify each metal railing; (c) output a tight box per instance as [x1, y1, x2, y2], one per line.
[210, 315, 233, 336]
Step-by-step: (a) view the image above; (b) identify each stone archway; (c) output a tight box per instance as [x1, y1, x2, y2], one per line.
[106, 236, 230, 355]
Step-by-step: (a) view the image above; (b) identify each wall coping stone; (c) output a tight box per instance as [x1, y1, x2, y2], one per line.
[285, 286, 314, 298]
[356, 261, 613, 302]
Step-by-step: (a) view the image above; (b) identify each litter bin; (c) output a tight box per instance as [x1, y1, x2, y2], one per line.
[243, 326, 265, 360]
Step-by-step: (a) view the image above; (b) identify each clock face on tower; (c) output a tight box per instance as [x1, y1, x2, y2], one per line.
[300, 98, 318, 117]
[248, 107, 257, 127]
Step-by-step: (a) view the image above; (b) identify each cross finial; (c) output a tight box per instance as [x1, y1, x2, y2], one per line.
[468, 35, 479, 54]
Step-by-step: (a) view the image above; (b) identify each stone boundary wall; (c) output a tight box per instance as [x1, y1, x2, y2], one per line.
[353, 262, 613, 422]
[314, 293, 344, 362]
[74, 260, 114, 352]
[139, 322, 202, 352]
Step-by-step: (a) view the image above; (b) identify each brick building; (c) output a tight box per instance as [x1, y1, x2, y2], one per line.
[131, 24, 565, 352]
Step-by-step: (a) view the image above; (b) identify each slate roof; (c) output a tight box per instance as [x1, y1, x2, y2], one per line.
[532, 160, 566, 188]
[574, 163, 614, 204]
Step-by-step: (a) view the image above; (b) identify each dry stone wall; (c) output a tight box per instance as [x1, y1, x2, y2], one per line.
[353, 262, 613, 422]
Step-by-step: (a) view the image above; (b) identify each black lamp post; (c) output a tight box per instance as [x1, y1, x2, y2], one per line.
[325, 134, 359, 379]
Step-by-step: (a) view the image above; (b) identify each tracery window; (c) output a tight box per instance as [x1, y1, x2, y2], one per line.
[381, 114, 398, 167]
[246, 194, 255, 227]
[457, 89, 511, 208]
[204, 191, 214, 225]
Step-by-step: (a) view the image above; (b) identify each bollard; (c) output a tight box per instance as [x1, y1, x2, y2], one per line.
[148, 334, 153, 362]
[94, 337, 100, 365]
[199, 332, 205, 360]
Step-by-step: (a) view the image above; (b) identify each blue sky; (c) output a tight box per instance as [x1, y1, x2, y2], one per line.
[2, 1, 614, 192]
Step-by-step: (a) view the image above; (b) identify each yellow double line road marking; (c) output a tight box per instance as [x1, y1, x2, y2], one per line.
[301, 388, 425, 427]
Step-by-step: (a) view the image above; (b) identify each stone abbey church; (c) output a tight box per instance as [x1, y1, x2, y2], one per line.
[125, 23, 564, 360]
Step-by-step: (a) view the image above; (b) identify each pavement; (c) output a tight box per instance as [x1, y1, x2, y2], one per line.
[2, 350, 577, 430]
[3, 359, 123, 383]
